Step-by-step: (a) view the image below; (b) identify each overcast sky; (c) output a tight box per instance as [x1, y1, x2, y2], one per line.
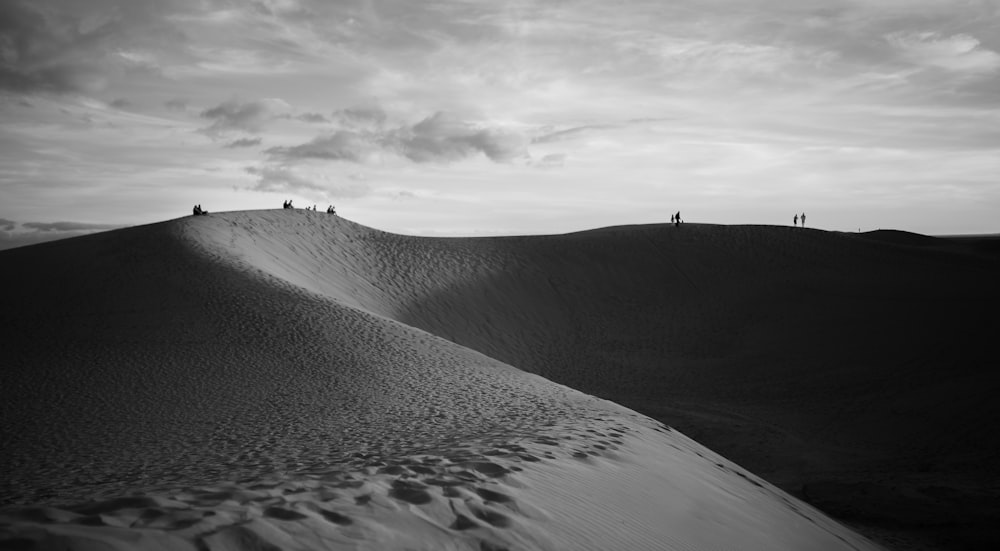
[2, 0, 999, 249]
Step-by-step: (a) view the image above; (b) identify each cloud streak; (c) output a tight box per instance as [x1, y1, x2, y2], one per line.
[244, 165, 371, 198]
[0, 219, 128, 251]
[267, 111, 527, 164]
[200, 98, 290, 137]
[225, 137, 263, 148]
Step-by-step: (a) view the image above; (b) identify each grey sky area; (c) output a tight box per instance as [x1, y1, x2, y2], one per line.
[1, 0, 998, 236]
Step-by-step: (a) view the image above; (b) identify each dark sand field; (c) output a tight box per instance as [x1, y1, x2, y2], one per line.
[2, 210, 998, 550]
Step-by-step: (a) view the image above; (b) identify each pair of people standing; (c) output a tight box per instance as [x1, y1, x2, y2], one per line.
[671, 211, 682, 227]
[794, 213, 806, 227]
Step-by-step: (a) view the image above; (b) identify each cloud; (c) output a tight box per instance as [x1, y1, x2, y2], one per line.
[244, 165, 371, 197]
[335, 107, 388, 128]
[225, 137, 263, 148]
[531, 153, 567, 168]
[0, 1, 102, 93]
[396, 112, 526, 163]
[164, 98, 188, 111]
[0, 0, 186, 95]
[266, 131, 378, 163]
[886, 32, 1000, 74]
[199, 97, 290, 137]
[532, 124, 616, 144]
[22, 221, 125, 232]
[267, 111, 527, 164]
[109, 98, 131, 109]
[0, 220, 127, 251]
[296, 112, 330, 123]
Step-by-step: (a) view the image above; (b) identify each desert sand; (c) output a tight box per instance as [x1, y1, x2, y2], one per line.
[2, 210, 997, 550]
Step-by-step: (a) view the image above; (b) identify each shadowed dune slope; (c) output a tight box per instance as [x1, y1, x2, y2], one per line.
[0, 211, 608, 504]
[161, 213, 1000, 480]
[0, 210, 891, 551]
[2, 209, 998, 549]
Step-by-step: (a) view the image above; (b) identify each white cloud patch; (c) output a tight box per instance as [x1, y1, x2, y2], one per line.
[887, 32, 1000, 74]
[531, 153, 567, 169]
[225, 137, 263, 148]
[199, 97, 291, 137]
[22, 221, 124, 232]
[267, 111, 527, 165]
[295, 112, 330, 123]
[244, 165, 371, 198]
[164, 98, 188, 111]
[0, 219, 128, 251]
[334, 107, 388, 129]
[397, 112, 526, 163]
[266, 131, 378, 163]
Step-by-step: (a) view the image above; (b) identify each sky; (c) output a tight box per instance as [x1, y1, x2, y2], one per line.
[2, 0, 999, 249]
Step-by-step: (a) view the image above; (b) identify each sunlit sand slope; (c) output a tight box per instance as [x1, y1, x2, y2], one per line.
[0, 210, 883, 550]
[168, 212, 1000, 490]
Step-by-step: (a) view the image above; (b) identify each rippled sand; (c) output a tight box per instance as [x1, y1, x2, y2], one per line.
[8, 210, 984, 549]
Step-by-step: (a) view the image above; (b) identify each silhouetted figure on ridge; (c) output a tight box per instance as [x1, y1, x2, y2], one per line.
[794, 214, 798, 227]
[192, 204, 208, 216]
[674, 211, 682, 227]
[801, 212, 806, 227]
[327, 205, 336, 215]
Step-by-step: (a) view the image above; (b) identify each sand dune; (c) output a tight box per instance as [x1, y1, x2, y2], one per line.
[2, 210, 995, 549]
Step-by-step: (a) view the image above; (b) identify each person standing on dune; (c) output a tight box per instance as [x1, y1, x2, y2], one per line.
[794, 214, 798, 227]
[801, 213, 806, 227]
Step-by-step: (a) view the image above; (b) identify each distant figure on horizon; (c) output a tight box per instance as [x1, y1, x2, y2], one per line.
[192, 204, 208, 216]
[676, 211, 682, 226]
[327, 205, 336, 215]
[283, 200, 294, 209]
[801, 212, 806, 227]
[794, 214, 798, 227]
[670, 214, 675, 224]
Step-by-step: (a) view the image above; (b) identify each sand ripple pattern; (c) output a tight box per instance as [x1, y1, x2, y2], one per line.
[0, 211, 884, 550]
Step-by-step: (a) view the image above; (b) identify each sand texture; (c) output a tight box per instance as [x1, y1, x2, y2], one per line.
[2, 210, 996, 549]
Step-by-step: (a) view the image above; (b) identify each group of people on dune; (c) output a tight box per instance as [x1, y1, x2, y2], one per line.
[794, 213, 807, 227]
[670, 211, 683, 226]
[282, 200, 336, 214]
[191, 204, 208, 216]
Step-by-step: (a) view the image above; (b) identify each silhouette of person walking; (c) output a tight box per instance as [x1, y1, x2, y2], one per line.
[794, 214, 798, 227]
[801, 213, 806, 227]
[675, 211, 682, 226]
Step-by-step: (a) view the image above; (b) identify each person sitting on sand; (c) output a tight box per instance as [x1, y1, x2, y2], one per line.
[327, 205, 336, 215]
